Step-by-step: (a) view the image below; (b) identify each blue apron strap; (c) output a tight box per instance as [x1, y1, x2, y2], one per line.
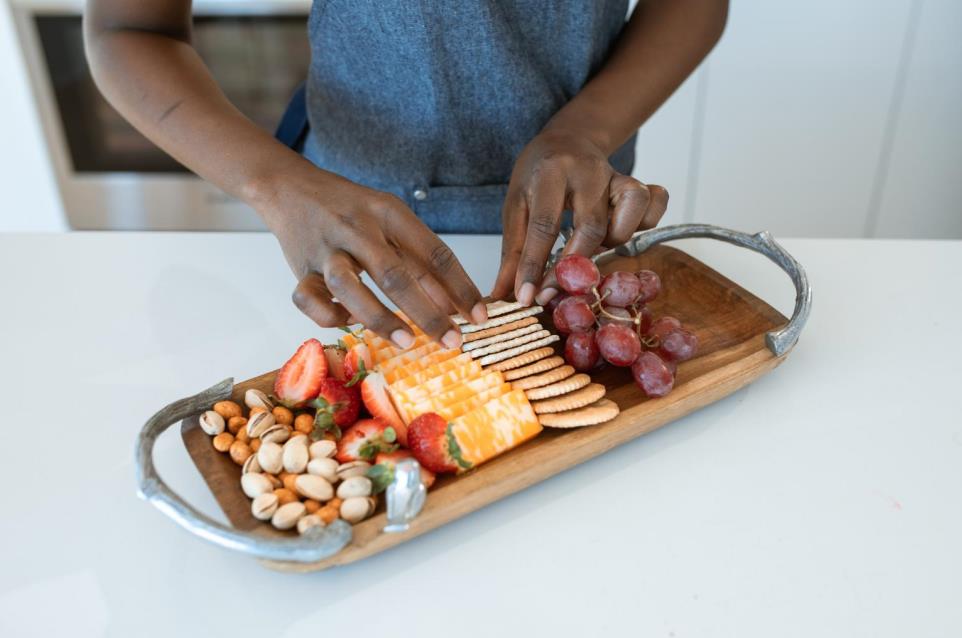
[274, 82, 309, 151]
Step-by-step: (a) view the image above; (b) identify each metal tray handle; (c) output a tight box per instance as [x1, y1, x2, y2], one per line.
[591, 223, 811, 357]
[134, 378, 353, 563]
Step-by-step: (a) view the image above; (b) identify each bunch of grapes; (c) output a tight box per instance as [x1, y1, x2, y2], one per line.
[548, 254, 699, 398]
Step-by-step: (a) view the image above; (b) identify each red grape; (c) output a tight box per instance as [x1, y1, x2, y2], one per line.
[565, 331, 600, 371]
[595, 323, 642, 367]
[598, 271, 641, 307]
[598, 305, 632, 327]
[635, 270, 661, 304]
[636, 305, 653, 334]
[544, 292, 566, 315]
[663, 358, 678, 376]
[555, 254, 601, 295]
[554, 295, 595, 334]
[631, 351, 674, 398]
[658, 329, 699, 362]
[647, 316, 682, 341]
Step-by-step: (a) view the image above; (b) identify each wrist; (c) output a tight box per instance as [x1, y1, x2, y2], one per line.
[541, 108, 616, 156]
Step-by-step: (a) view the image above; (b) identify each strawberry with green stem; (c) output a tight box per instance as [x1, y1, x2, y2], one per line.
[309, 378, 360, 440]
[336, 418, 399, 463]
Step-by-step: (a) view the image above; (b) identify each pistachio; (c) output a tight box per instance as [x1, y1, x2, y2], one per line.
[282, 437, 309, 474]
[336, 461, 372, 481]
[297, 514, 325, 535]
[244, 388, 274, 411]
[240, 472, 273, 499]
[260, 424, 291, 445]
[295, 474, 334, 501]
[337, 476, 373, 499]
[309, 440, 337, 460]
[199, 410, 225, 436]
[307, 457, 339, 483]
[251, 493, 279, 521]
[246, 411, 275, 439]
[271, 501, 306, 530]
[257, 441, 283, 475]
[242, 454, 262, 474]
[340, 496, 376, 524]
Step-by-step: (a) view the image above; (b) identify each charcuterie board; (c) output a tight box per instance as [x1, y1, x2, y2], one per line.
[157, 228, 807, 572]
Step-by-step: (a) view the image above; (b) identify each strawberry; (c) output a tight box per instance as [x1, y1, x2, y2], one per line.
[309, 378, 360, 440]
[344, 343, 373, 387]
[406, 412, 471, 474]
[367, 450, 436, 493]
[324, 345, 348, 382]
[273, 338, 327, 408]
[336, 418, 399, 463]
[359, 371, 408, 446]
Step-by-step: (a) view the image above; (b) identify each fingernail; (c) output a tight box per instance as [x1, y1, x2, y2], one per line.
[471, 302, 488, 325]
[391, 329, 415, 349]
[441, 329, 462, 350]
[517, 282, 536, 306]
[535, 287, 558, 306]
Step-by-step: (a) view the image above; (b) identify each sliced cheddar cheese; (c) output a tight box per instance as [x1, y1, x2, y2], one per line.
[449, 389, 542, 468]
[378, 343, 445, 375]
[383, 349, 459, 384]
[436, 383, 511, 421]
[391, 352, 474, 393]
[408, 370, 505, 417]
[392, 360, 484, 412]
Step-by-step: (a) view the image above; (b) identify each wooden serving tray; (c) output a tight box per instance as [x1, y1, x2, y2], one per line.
[180, 244, 790, 572]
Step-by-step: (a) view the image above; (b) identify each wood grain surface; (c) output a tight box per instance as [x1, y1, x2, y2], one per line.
[181, 244, 790, 572]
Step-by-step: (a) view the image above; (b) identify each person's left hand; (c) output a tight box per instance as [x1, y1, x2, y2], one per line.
[491, 129, 668, 306]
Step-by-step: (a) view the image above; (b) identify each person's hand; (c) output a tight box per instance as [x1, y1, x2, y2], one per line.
[260, 166, 487, 349]
[491, 129, 668, 306]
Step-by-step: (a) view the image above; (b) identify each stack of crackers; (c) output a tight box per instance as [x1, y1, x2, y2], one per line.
[456, 301, 620, 428]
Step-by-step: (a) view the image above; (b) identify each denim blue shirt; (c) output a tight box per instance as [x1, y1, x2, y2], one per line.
[302, 1, 633, 233]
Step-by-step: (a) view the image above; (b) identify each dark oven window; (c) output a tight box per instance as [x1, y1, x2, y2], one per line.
[36, 14, 310, 173]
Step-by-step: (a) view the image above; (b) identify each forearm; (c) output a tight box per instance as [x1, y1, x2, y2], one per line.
[83, 6, 326, 225]
[545, 0, 728, 154]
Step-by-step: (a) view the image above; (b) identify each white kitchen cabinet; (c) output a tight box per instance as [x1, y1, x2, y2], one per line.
[691, 0, 914, 237]
[872, 0, 962, 239]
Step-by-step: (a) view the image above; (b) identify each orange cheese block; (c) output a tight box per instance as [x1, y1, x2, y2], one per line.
[378, 343, 445, 376]
[383, 349, 459, 384]
[408, 370, 505, 417]
[449, 389, 542, 468]
[340, 332, 362, 349]
[391, 360, 484, 414]
[436, 383, 512, 421]
[369, 334, 435, 362]
[391, 352, 475, 393]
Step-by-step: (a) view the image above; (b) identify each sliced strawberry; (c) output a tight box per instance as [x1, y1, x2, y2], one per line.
[273, 338, 327, 408]
[309, 378, 360, 440]
[336, 418, 399, 463]
[360, 371, 408, 446]
[344, 344, 373, 387]
[324, 345, 348, 382]
[368, 450, 436, 491]
[407, 412, 471, 474]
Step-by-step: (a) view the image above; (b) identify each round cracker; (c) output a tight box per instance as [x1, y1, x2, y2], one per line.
[489, 346, 556, 372]
[463, 316, 539, 343]
[511, 364, 575, 390]
[531, 383, 606, 414]
[525, 373, 591, 400]
[478, 335, 559, 366]
[539, 398, 620, 428]
[503, 355, 564, 380]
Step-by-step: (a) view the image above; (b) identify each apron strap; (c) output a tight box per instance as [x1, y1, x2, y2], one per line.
[274, 83, 309, 151]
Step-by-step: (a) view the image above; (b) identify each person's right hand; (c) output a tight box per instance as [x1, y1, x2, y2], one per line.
[256, 165, 487, 350]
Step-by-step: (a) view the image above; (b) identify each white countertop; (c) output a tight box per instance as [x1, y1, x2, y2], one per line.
[1, 232, 960, 638]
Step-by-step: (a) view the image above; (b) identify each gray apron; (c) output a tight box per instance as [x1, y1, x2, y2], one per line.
[290, 0, 634, 234]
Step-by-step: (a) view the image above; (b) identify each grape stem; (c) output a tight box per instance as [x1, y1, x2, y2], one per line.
[592, 286, 645, 328]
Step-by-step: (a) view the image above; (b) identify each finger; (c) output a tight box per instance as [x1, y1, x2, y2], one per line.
[291, 271, 352, 327]
[605, 174, 650, 246]
[491, 187, 528, 301]
[396, 223, 487, 324]
[514, 170, 565, 306]
[322, 251, 416, 349]
[365, 243, 462, 349]
[639, 184, 669, 229]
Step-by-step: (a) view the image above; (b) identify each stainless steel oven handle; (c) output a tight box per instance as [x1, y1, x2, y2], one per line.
[560, 223, 811, 357]
[134, 378, 353, 563]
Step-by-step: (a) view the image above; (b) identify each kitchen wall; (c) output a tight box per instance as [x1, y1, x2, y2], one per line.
[2, 0, 960, 238]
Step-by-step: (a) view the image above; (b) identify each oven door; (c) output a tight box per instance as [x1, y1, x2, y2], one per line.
[17, 3, 311, 230]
